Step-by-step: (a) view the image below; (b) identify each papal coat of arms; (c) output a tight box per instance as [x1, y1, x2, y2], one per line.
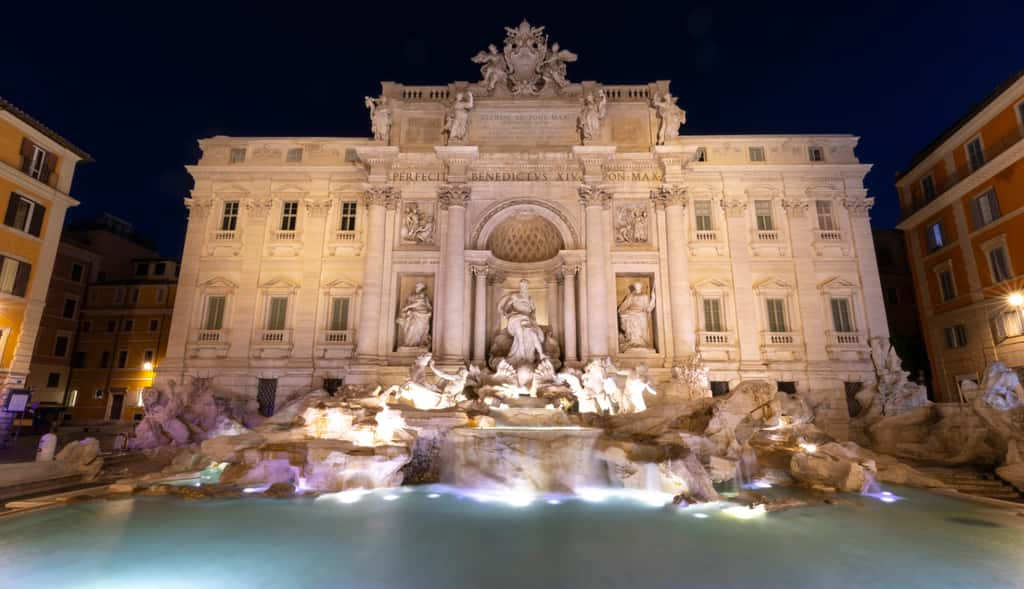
[471, 20, 577, 95]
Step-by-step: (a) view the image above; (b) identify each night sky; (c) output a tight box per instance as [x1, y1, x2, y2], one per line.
[2, 1, 1022, 257]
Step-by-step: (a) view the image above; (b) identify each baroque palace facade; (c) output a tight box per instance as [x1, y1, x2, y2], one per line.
[158, 22, 885, 434]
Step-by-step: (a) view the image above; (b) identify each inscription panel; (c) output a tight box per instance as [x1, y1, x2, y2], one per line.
[468, 107, 578, 146]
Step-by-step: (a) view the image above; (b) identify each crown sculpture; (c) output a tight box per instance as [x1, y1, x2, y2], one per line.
[471, 19, 578, 96]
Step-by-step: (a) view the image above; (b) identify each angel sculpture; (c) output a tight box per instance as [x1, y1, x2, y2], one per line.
[364, 96, 392, 143]
[471, 44, 508, 92]
[538, 43, 577, 88]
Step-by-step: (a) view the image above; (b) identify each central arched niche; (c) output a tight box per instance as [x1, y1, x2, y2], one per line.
[487, 212, 564, 263]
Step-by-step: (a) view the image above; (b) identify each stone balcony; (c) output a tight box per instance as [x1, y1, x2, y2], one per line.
[696, 331, 738, 361]
[266, 230, 303, 257]
[188, 329, 230, 358]
[252, 329, 294, 358]
[317, 330, 356, 359]
[825, 330, 869, 361]
[760, 331, 803, 361]
[689, 230, 727, 256]
[205, 230, 243, 257]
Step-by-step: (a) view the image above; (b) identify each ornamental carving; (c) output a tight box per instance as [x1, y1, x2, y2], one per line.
[244, 198, 274, 218]
[721, 199, 748, 218]
[578, 184, 612, 209]
[780, 199, 810, 217]
[364, 185, 401, 209]
[614, 204, 650, 244]
[650, 185, 688, 208]
[186, 198, 214, 219]
[304, 199, 333, 218]
[471, 20, 577, 96]
[438, 184, 472, 209]
[842, 197, 874, 218]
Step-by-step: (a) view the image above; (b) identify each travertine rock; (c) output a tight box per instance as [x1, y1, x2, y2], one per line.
[789, 442, 876, 493]
[594, 439, 718, 502]
[55, 438, 104, 480]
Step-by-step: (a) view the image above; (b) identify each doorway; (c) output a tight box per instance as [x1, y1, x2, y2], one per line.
[108, 392, 125, 420]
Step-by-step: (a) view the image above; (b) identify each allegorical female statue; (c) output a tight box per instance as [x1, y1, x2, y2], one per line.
[443, 91, 475, 144]
[364, 96, 392, 143]
[651, 92, 686, 145]
[497, 279, 548, 367]
[618, 282, 656, 351]
[396, 282, 432, 348]
[577, 89, 607, 143]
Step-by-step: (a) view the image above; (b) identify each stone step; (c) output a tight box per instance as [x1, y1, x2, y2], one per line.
[912, 466, 1024, 503]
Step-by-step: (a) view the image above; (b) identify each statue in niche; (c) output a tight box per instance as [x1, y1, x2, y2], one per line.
[496, 279, 548, 368]
[538, 42, 577, 89]
[577, 89, 607, 143]
[615, 206, 649, 244]
[618, 282, 657, 351]
[651, 92, 686, 145]
[400, 203, 435, 244]
[443, 91, 475, 144]
[396, 282, 432, 348]
[364, 96, 392, 143]
[471, 44, 509, 92]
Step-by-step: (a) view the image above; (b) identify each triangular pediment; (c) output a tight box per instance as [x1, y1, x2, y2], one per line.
[199, 276, 238, 290]
[818, 276, 859, 292]
[753, 277, 793, 291]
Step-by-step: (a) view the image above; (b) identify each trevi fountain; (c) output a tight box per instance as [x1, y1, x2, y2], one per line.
[3, 21, 1024, 589]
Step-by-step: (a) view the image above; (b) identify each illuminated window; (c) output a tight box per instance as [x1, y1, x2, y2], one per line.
[816, 200, 837, 231]
[3, 193, 45, 237]
[925, 222, 945, 251]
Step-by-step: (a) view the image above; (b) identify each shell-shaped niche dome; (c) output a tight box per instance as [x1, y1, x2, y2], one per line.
[488, 213, 564, 263]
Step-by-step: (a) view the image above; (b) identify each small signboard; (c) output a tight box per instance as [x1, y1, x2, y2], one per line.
[5, 389, 30, 412]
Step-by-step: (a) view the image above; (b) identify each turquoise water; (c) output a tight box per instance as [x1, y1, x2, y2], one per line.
[1, 486, 1022, 589]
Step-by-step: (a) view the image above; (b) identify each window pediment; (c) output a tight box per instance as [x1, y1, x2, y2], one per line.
[260, 277, 300, 294]
[817, 276, 859, 294]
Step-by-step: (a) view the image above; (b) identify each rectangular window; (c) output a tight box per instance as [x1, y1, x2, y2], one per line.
[925, 222, 945, 251]
[70, 263, 84, 282]
[47, 372, 60, 388]
[765, 298, 788, 332]
[123, 319, 134, 332]
[702, 298, 723, 332]
[117, 350, 128, 369]
[27, 144, 48, 179]
[694, 200, 713, 231]
[970, 189, 1001, 228]
[82, 320, 92, 333]
[143, 349, 155, 363]
[156, 288, 166, 304]
[988, 246, 1012, 283]
[3, 193, 45, 237]
[149, 319, 160, 332]
[135, 262, 148, 276]
[106, 320, 116, 333]
[993, 311, 1024, 342]
[808, 146, 824, 162]
[339, 201, 358, 232]
[130, 288, 140, 304]
[921, 175, 936, 201]
[153, 262, 166, 276]
[267, 297, 288, 330]
[62, 298, 77, 319]
[221, 201, 239, 231]
[710, 381, 730, 397]
[830, 298, 854, 332]
[938, 270, 956, 301]
[754, 200, 774, 231]
[53, 335, 69, 357]
[944, 325, 968, 349]
[286, 148, 303, 162]
[329, 297, 351, 331]
[748, 146, 766, 162]
[816, 200, 837, 231]
[100, 351, 111, 368]
[72, 352, 86, 369]
[966, 137, 985, 171]
[280, 201, 298, 231]
[229, 148, 246, 164]
[203, 296, 226, 330]
[0, 256, 31, 297]
[695, 147, 707, 162]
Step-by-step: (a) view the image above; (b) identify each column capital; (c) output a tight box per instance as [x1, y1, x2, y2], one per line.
[571, 145, 616, 182]
[578, 184, 613, 209]
[650, 184, 688, 209]
[842, 196, 874, 218]
[780, 198, 809, 218]
[652, 145, 696, 183]
[720, 199, 748, 218]
[364, 184, 401, 209]
[556, 263, 581, 280]
[470, 264, 491, 278]
[434, 146, 479, 182]
[438, 183, 472, 209]
[487, 270, 507, 286]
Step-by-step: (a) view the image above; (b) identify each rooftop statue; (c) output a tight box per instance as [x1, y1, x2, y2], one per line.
[364, 96, 392, 143]
[472, 20, 577, 95]
[651, 92, 686, 145]
[443, 91, 475, 144]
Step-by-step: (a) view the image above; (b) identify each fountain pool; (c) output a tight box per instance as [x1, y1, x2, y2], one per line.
[1, 486, 1021, 588]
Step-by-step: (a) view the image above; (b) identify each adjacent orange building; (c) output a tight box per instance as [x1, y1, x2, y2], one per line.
[896, 71, 1024, 401]
[0, 97, 89, 440]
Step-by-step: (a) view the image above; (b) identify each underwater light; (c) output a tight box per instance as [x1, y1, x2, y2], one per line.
[428, 493, 441, 499]
[547, 499, 561, 505]
[334, 489, 370, 504]
[692, 513, 709, 519]
[383, 494, 400, 501]
[723, 504, 767, 519]
[799, 442, 817, 453]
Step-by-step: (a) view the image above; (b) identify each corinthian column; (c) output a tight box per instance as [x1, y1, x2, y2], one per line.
[560, 264, 579, 363]
[355, 185, 399, 360]
[579, 184, 612, 358]
[439, 183, 471, 361]
[652, 184, 694, 360]
[471, 265, 489, 363]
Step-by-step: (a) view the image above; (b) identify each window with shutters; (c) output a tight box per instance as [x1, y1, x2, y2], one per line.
[221, 201, 239, 231]
[117, 350, 129, 369]
[765, 298, 788, 332]
[135, 262, 148, 276]
[971, 189, 1000, 228]
[808, 146, 824, 162]
[339, 201, 358, 232]
[938, 269, 956, 301]
[702, 297, 724, 332]
[830, 298, 854, 332]
[203, 296, 226, 330]
[0, 256, 31, 297]
[754, 200, 774, 231]
[62, 298, 77, 319]
[144, 349, 155, 364]
[4, 193, 46, 237]
[280, 201, 299, 231]
[70, 263, 84, 282]
[982, 237, 1013, 283]
[965, 137, 985, 172]
[266, 297, 289, 330]
[694, 200, 713, 231]
[748, 146, 766, 162]
[329, 297, 351, 331]
[992, 310, 1024, 343]
[816, 200, 837, 231]
[944, 325, 968, 349]
[149, 319, 160, 332]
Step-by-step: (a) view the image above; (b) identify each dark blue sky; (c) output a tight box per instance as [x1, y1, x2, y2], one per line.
[2, 1, 1021, 257]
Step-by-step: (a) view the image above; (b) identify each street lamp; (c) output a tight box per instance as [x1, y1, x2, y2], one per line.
[142, 361, 154, 371]
[1009, 293, 1024, 308]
